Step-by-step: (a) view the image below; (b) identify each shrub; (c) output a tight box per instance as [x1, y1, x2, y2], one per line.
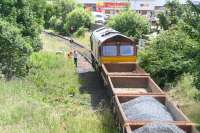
[168, 73, 200, 104]
[0, 20, 32, 79]
[73, 27, 88, 37]
[194, 55, 200, 90]
[139, 29, 199, 87]
[107, 11, 150, 39]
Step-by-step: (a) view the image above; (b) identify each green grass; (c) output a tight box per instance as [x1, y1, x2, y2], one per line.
[181, 103, 200, 130]
[0, 34, 117, 133]
[73, 32, 91, 49]
[41, 33, 69, 53]
[168, 74, 200, 130]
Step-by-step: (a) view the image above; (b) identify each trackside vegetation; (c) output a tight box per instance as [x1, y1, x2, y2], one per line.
[139, 1, 200, 90]
[168, 74, 200, 130]
[0, 34, 117, 133]
[139, 29, 198, 87]
[0, 0, 92, 79]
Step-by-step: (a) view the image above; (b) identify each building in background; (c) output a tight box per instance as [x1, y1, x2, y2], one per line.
[130, 0, 166, 20]
[78, 0, 97, 11]
[77, 0, 130, 14]
[77, 0, 199, 19]
[96, 0, 129, 14]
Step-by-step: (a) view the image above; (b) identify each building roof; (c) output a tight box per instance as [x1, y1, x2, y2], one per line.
[92, 27, 133, 44]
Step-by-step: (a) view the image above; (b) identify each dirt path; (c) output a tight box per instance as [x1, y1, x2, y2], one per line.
[76, 54, 109, 109]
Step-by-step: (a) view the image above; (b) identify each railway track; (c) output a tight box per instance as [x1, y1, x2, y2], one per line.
[43, 29, 199, 133]
[43, 30, 92, 64]
[43, 30, 110, 108]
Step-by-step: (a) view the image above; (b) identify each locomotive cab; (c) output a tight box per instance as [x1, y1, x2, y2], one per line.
[91, 27, 137, 65]
[101, 36, 137, 63]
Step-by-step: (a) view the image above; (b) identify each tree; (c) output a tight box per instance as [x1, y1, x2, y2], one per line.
[158, 13, 170, 30]
[107, 11, 150, 39]
[139, 29, 199, 87]
[181, 1, 200, 90]
[0, 0, 44, 51]
[44, 0, 76, 31]
[0, 19, 32, 79]
[158, 0, 184, 30]
[0, 0, 46, 79]
[64, 8, 92, 35]
[179, 1, 200, 41]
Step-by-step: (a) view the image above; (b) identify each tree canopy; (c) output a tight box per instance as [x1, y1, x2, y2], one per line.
[140, 0, 200, 89]
[64, 8, 92, 35]
[0, 0, 45, 79]
[107, 11, 150, 39]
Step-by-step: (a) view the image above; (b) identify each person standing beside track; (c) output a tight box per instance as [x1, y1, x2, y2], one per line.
[73, 50, 78, 67]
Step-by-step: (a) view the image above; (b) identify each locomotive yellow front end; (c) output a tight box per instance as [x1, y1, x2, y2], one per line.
[100, 36, 137, 63]
[91, 27, 137, 65]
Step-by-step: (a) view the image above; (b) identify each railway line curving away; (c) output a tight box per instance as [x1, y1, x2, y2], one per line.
[43, 29, 199, 133]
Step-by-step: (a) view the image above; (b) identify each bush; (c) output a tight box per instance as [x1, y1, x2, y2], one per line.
[107, 11, 150, 39]
[64, 8, 92, 35]
[139, 29, 199, 87]
[194, 55, 200, 90]
[0, 20, 32, 79]
[73, 27, 88, 37]
[157, 13, 170, 30]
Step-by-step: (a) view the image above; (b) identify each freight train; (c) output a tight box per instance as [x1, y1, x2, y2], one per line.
[90, 27, 198, 133]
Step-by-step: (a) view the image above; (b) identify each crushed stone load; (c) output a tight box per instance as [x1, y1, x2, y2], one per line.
[133, 123, 186, 133]
[121, 96, 174, 121]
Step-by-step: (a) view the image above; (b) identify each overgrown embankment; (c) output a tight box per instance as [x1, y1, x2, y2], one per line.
[0, 34, 116, 133]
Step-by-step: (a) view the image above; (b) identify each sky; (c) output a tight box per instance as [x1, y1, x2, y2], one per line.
[78, 0, 200, 4]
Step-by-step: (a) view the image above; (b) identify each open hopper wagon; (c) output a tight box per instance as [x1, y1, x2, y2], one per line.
[102, 62, 149, 76]
[108, 76, 164, 95]
[124, 123, 198, 133]
[114, 94, 198, 133]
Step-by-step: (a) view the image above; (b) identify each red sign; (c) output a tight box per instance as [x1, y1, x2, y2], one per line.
[96, 2, 129, 12]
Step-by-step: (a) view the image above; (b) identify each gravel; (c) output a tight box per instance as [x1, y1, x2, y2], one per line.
[133, 123, 186, 133]
[121, 96, 174, 121]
